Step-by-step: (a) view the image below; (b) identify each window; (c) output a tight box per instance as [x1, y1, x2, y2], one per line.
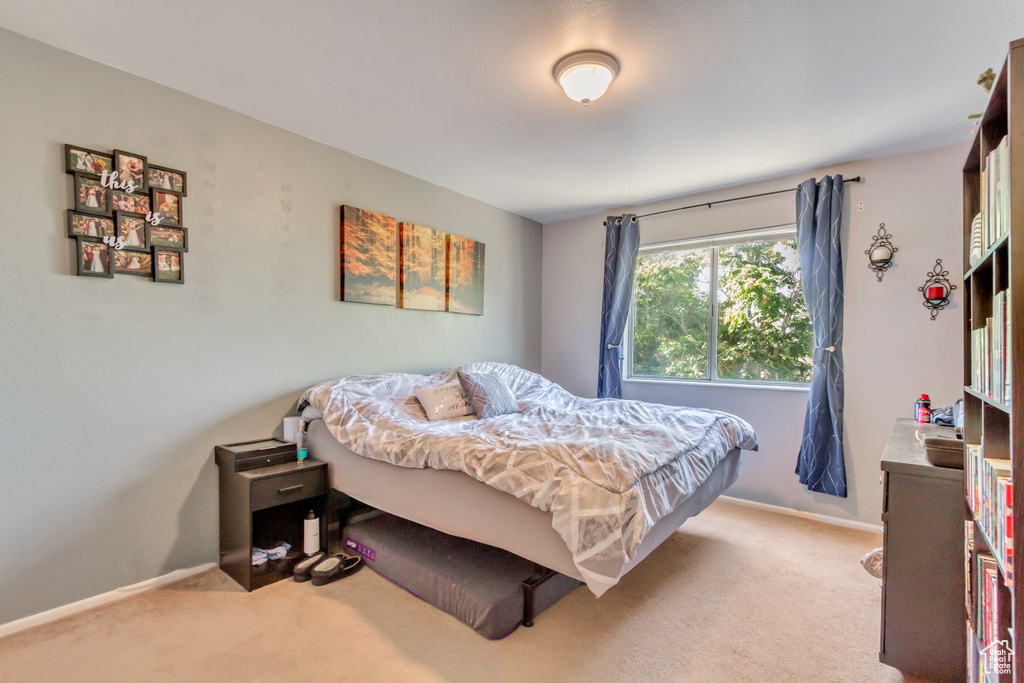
[629, 227, 813, 385]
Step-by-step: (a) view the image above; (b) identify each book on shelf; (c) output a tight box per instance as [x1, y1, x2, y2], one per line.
[995, 294, 1003, 403]
[981, 135, 1011, 252]
[968, 547, 1014, 682]
[967, 621, 974, 681]
[970, 293, 1012, 408]
[967, 444, 1014, 587]
[1005, 290, 1012, 405]
[967, 520, 976, 616]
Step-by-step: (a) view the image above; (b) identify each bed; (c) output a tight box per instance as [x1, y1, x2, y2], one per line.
[301, 362, 758, 597]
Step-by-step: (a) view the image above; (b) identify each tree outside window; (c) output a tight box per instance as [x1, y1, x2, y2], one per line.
[630, 231, 812, 384]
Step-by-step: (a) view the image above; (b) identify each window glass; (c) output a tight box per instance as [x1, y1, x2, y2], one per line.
[716, 237, 812, 383]
[630, 232, 811, 385]
[632, 246, 711, 380]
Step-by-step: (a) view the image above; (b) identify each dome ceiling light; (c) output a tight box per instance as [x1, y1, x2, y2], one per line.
[553, 50, 620, 105]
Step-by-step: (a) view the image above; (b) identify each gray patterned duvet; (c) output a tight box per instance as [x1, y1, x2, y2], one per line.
[302, 362, 758, 596]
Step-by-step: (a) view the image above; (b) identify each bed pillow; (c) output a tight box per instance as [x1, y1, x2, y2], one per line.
[457, 371, 519, 419]
[413, 382, 475, 421]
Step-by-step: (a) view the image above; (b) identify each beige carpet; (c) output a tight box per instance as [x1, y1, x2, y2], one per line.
[0, 501, 932, 683]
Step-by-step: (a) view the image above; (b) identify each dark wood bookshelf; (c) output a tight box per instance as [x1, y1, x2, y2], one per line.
[962, 37, 1023, 683]
[965, 386, 1012, 415]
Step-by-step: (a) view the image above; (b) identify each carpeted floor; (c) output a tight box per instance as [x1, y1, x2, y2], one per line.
[0, 501, 933, 683]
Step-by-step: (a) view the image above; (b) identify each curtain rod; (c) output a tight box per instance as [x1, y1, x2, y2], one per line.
[634, 176, 862, 220]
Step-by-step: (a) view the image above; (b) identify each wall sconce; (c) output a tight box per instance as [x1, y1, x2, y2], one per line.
[865, 224, 897, 282]
[918, 259, 956, 320]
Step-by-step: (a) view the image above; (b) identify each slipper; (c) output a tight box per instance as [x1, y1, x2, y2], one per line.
[310, 553, 363, 586]
[292, 551, 327, 582]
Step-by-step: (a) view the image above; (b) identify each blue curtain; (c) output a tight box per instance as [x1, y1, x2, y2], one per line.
[795, 176, 847, 497]
[598, 214, 640, 398]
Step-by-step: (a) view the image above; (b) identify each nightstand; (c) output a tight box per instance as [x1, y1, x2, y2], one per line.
[215, 443, 328, 591]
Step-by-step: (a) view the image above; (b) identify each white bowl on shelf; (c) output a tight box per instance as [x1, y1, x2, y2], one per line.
[969, 213, 983, 266]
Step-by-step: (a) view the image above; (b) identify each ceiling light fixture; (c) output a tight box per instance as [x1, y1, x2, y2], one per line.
[553, 50, 619, 105]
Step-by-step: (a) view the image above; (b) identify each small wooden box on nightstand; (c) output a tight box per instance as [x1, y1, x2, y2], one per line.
[215, 440, 328, 591]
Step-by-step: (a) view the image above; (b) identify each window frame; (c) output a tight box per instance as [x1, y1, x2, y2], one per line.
[625, 223, 812, 390]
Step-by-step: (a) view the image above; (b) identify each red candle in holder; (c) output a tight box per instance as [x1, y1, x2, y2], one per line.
[926, 285, 946, 299]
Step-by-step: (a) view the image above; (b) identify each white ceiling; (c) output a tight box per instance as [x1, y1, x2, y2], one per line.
[2, 1, 1022, 223]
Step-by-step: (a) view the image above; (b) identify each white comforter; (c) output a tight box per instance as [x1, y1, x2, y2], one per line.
[303, 362, 758, 596]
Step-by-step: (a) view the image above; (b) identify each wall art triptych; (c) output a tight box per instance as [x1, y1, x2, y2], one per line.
[339, 205, 485, 315]
[64, 144, 188, 284]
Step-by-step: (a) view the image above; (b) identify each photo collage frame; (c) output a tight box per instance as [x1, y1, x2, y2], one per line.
[65, 144, 188, 284]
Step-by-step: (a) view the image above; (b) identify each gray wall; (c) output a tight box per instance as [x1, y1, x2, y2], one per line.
[0, 30, 542, 624]
[542, 143, 966, 527]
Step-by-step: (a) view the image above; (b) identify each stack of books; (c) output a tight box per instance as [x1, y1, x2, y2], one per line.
[967, 444, 1014, 587]
[973, 550, 1007, 643]
[967, 545, 1014, 682]
[966, 516, 1014, 683]
[981, 135, 1011, 251]
[971, 290, 1012, 407]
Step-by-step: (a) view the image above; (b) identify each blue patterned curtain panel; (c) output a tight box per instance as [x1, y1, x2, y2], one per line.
[795, 176, 847, 497]
[598, 214, 640, 398]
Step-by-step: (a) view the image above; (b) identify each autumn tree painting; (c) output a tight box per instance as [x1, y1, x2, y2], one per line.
[446, 235, 485, 315]
[399, 222, 447, 311]
[340, 205, 397, 305]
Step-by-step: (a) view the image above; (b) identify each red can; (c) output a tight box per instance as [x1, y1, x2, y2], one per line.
[914, 394, 931, 423]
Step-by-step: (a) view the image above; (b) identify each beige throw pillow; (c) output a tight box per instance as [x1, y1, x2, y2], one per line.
[413, 382, 475, 421]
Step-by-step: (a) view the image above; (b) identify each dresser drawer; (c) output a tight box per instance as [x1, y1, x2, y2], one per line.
[250, 466, 326, 512]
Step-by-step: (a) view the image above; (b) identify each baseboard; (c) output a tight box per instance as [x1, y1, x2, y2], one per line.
[717, 496, 881, 533]
[0, 562, 217, 639]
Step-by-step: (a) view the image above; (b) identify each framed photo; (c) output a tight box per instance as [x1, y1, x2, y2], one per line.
[153, 247, 184, 284]
[116, 213, 149, 251]
[147, 164, 187, 196]
[67, 211, 115, 240]
[65, 144, 113, 178]
[112, 190, 151, 216]
[152, 190, 181, 226]
[446, 234, 485, 315]
[112, 150, 147, 194]
[398, 222, 446, 311]
[76, 238, 114, 278]
[73, 173, 111, 216]
[149, 225, 188, 252]
[339, 205, 397, 305]
[114, 249, 153, 277]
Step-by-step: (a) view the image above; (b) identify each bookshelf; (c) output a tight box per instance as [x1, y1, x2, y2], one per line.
[963, 37, 1023, 683]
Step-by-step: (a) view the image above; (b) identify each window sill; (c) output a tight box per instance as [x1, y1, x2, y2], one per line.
[624, 377, 811, 392]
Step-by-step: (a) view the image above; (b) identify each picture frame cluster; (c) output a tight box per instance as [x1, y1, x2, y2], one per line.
[65, 144, 188, 284]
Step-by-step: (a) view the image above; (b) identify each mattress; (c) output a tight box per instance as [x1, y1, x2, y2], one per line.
[305, 412, 741, 582]
[302, 362, 757, 594]
[342, 512, 581, 639]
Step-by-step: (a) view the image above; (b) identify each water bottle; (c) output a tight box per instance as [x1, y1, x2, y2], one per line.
[296, 421, 308, 461]
[303, 510, 320, 555]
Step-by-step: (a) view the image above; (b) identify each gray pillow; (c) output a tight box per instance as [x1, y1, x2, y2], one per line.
[457, 371, 519, 419]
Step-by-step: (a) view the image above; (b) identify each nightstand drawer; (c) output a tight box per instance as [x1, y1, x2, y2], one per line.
[250, 466, 326, 512]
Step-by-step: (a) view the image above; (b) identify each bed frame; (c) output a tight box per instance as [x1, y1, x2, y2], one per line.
[305, 411, 742, 622]
[521, 564, 558, 627]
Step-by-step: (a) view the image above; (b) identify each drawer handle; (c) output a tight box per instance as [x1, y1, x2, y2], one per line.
[277, 484, 304, 494]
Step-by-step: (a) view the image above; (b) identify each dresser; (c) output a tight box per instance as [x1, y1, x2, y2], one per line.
[879, 418, 965, 683]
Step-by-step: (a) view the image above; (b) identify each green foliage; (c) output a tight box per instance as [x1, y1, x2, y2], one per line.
[716, 239, 813, 382]
[631, 238, 812, 383]
[632, 249, 711, 378]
